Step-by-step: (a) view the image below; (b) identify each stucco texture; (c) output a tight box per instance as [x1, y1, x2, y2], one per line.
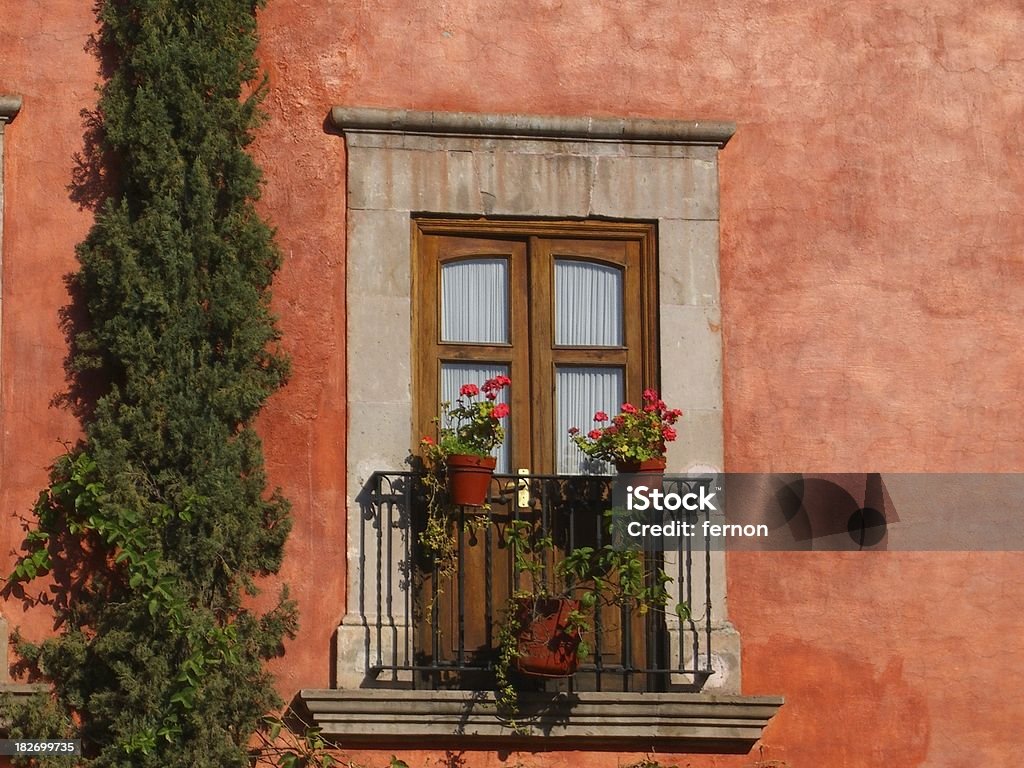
[2, 0, 1022, 766]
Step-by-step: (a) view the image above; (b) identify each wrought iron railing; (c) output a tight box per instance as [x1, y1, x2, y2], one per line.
[353, 471, 715, 693]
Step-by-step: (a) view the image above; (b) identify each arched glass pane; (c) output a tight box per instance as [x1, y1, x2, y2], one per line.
[555, 366, 624, 475]
[440, 362, 511, 473]
[441, 258, 509, 343]
[554, 259, 623, 346]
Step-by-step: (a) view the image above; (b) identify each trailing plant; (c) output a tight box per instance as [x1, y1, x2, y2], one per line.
[570, 389, 682, 465]
[417, 377, 511, 589]
[415, 459, 491, 603]
[493, 518, 686, 726]
[2, 1, 296, 765]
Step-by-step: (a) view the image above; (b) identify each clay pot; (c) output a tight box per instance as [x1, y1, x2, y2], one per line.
[614, 457, 667, 474]
[514, 597, 582, 678]
[446, 454, 497, 506]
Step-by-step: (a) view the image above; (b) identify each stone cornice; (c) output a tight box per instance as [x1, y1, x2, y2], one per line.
[0, 96, 22, 125]
[330, 106, 735, 148]
[299, 689, 782, 750]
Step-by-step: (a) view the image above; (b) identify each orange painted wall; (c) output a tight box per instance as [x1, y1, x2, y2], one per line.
[3, 1, 1023, 766]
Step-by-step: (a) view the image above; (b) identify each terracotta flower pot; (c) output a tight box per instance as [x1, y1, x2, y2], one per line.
[614, 457, 666, 497]
[614, 457, 667, 474]
[514, 597, 582, 678]
[446, 453, 497, 506]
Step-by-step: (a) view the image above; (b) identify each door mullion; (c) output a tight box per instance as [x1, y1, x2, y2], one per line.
[528, 237, 555, 474]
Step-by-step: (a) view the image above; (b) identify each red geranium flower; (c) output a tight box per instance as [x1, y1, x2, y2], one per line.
[568, 388, 682, 466]
[482, 375, 512, 394]
[424, 378, 510, 460]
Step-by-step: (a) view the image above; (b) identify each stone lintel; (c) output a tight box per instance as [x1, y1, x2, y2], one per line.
[298, 689, 782, 750]
[0, 96, 22, 124]
[330, 107, 735, 148]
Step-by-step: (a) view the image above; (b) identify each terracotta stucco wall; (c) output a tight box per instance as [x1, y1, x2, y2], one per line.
[3, 1, 1022, 766]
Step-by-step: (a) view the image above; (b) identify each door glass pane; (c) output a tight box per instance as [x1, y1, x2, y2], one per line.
[441, 258, 509, 343]
[440, 362, 511, 473]
[555, 366, 624, 475]
[554, 259, 623, 346]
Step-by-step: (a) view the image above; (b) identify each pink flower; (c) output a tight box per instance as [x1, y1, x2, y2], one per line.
[460, 383, 479, 397]
[621, 403, 638, 414]
[588, 429, 603, 440]
[662, 426, 677, 441]
[567, 427, 580, 435]
[643, 388, 659, 401]
[594, 411, 609, 422]
[613, 415, 625, 426]
[486, 391, 497, 400]
[491, 403, 510, 419]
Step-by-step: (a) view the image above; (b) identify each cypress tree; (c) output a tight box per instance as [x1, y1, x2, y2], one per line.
[5, 1, 297, 765]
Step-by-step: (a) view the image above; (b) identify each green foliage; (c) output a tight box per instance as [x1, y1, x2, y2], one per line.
[570, 389, 682, 464]
[493, 518, 682, 726]
[3, 1, 297, 765]
[420, 377, 511, 459]
[252, 716, 337, 768]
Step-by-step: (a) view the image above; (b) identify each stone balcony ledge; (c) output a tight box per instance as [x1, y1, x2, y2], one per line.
[298, 689, 782, 752]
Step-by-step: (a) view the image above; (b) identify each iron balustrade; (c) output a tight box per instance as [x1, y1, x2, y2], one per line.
[354, 471, 715, 693]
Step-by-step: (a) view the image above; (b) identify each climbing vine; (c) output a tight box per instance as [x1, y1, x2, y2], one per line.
[3, 1, 296, 765]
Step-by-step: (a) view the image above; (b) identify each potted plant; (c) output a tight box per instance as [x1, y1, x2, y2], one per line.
[569, 388, 682, 474]
[495, 518, 684, 722]
[421, 376, 511, 506]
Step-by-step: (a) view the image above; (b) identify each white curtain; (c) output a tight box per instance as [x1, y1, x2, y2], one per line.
[441, 258, 509, 343]
[555, 366, 623, 475]
[554, 259, 623, 346]
[440, 362, 511, 473]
